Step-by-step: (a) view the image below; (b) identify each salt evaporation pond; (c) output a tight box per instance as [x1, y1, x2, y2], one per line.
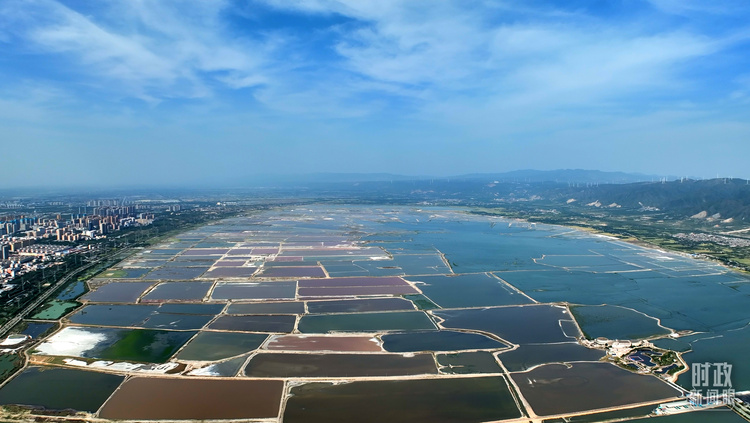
[0, 367, 123, 412]
[7, 205, 750, 420]
[284, 377, 521, 423]
[99, 378, 283, 420]
[177, 331, 267, 361]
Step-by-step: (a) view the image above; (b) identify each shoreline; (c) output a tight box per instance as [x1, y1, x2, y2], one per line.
[466, 207, 750, 275]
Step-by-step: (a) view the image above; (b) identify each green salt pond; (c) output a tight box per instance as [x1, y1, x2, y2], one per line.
[30, 300, 80, 320]
[98, 329, 195, 363]
[403, 294, 440, 310]
[29, 280, 88, 320]
[35, 326, 195, 363]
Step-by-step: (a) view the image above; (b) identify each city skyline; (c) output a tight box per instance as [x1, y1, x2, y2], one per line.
[2, 0, 750, 187]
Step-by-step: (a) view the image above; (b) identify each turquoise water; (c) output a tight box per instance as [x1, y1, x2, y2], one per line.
[30, 300, 80, 320]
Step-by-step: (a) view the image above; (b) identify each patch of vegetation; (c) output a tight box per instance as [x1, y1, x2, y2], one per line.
[403, 294, 440, 310]
[652, 350, 678, 366]
[0, 354, 23, 382]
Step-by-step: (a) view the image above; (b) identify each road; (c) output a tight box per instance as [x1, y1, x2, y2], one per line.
[0, 246, 133, 338]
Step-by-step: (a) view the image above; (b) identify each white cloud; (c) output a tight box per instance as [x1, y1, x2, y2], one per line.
[1, 0, 749, 154]
[3, 0, 746, 117]
[259, 0, 728, 109]
[647, 0, 749, 16]
[1, 0, 274, 101]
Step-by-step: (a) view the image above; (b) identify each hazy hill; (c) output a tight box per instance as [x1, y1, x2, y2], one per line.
[252, 169, 663, 187]
[270, 174, 750, 220]
[454, 169, 663, 184]
[558, 178, 750, 220]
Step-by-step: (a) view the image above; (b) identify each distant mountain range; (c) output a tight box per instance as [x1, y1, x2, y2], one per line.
[452, 169, 666, 184]
[254, 169, 668, 186]
[7, 170, 746, 222]
[249, 171, 750, 221]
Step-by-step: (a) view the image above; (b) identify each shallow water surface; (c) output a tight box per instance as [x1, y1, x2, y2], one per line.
[0, 366, 123, 412]
[283, 377, 520, 423]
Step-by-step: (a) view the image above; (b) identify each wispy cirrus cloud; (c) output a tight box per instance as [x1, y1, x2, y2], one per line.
[2, 0, 746, 113]
[253, 0, 740, 121]
[2, 0, 750, 186]
[0, 0, 276, 102]
[647, 0, 750, 16]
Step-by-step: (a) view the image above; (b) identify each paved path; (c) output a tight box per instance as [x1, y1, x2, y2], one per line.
[0, 261, 96, 337]
[0, 247, 133, 337]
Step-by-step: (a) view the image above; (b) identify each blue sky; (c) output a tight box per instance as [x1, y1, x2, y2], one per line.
[1, 0, 750, 187]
